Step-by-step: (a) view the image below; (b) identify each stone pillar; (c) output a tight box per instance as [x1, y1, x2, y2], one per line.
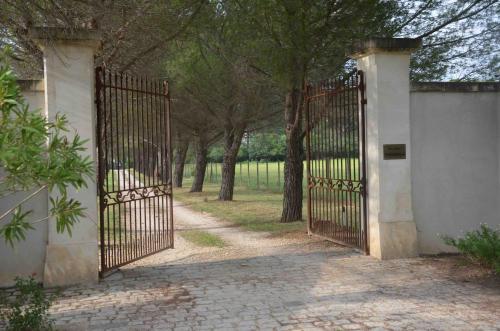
[30, 28, 101, 286]
[351, 38, 421, 259]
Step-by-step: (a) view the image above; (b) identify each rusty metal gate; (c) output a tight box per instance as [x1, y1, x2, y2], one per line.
[305, 69, 368, 253]
[95, 66, 173, 276]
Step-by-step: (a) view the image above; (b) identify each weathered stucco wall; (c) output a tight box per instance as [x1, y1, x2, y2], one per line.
[0, 80, 48, 287]
[30, 27, 101, 286]
[410, 83, 500, 254]
[2, 27, 101, 287]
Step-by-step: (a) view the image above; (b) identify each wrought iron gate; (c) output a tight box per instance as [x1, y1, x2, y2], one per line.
[95, 66, 173, 276]
[305, 69, 368, 253]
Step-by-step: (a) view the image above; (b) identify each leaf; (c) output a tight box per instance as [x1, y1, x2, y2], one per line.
[49, 194, 85, 236]
[0, 207, 34, 247]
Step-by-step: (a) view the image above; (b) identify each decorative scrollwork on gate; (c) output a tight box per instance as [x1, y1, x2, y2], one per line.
[95, 66, 173, 277]
[103, 185, 172, 205]
[308, 176, 363, 193]
[305, 69, 368, 254]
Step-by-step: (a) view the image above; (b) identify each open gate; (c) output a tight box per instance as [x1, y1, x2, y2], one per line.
[305, 69, 368, 253]
[95, 66, 173, 276]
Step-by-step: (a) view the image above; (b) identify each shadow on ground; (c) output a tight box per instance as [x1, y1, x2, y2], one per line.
[42, 244, 500, 330]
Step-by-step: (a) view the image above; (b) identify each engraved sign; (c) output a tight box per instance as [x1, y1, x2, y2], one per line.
[383, 144, 406, 160]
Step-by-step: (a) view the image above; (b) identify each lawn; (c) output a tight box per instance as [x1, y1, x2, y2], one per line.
[174, 179, 306, 235]
[183, 159, 360, 193]
[104, 167, 307, 236]
[179, 230, 226, 247]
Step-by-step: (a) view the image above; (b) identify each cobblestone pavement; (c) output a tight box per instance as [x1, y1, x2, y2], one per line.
[4, 202, 500, 331]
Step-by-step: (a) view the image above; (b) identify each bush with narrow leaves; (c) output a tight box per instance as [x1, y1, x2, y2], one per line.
[442, 224, 500, 274]
[0, 49, 93, 246]
[0, 276, 54, 331]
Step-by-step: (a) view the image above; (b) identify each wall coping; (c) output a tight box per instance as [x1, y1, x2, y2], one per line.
[29, 27, 101, 49]
[411, 82, 500, 93]
[349, 38, 422, 58]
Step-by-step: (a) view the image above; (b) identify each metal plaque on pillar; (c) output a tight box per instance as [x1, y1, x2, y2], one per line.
[383, 144, 406, 160]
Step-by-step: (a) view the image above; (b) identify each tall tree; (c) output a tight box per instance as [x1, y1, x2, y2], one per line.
[231, 0, 397, 222]
[172, 131, 190, 188]
[170, 91, 222, 193]
[166, 5, 279, 200]
[227, 0, 498, 222]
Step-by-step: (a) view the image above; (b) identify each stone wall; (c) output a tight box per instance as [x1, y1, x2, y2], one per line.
[410, 82, 500, 254]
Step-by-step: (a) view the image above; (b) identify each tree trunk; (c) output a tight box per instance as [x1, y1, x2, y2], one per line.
[160, 150, 170, 183]
[190, 135, 208, 193]
[281, 87, 304, 223]
[218, 126, 245, 201]
[173, 140, 189, 188]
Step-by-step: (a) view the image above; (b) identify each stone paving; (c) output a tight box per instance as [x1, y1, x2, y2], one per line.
[2, 199, 499, 331]
[44, 239, 499, 331]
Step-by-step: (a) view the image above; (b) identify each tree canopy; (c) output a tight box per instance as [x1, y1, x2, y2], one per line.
[1, 0, 498, 222]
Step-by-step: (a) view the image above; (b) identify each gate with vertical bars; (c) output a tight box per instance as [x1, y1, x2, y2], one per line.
[95, 66, 173, 277]
[305, 69, 368, 253]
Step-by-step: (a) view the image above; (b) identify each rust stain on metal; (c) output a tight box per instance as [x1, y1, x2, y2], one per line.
[95, 66, 174, 277]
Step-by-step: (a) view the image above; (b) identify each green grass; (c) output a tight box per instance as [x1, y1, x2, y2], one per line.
[100, 171, 120, 243]
[183, 159, 360, 193]
[102, 170, 127, 236]
[104, 165, 355, 238]
[180, 230, 226, 247]
[174, 179, 306, 235]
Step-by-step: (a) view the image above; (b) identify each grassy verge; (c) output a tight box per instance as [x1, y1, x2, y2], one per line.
[180, 230, 226, 247]
[174, 180, 306, 235]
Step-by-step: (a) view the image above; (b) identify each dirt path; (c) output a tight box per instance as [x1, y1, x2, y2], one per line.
[122, 168, 293, 248]
[115, 169, 317, 270]
[126, 197, 322, 269]
[173, 200, 299, 248]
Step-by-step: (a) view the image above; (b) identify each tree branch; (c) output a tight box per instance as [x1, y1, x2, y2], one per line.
[0, 185, 47, 222]
[119, 0, 205, 71]
[417, 0, 497, 39]
[392, 0, 435, 35]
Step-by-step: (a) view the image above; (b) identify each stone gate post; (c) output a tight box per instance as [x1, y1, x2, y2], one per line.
[351, 38, 421, 259]
[30, 27, 101, 286]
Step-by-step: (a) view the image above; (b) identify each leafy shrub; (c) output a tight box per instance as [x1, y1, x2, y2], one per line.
[442, 224, 500, 273]
[0, 50, 93, 246]
[0, 276, 54, 330]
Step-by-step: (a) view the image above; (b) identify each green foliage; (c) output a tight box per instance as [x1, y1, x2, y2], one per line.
[206, 131, 287, 163]
[442, 224, 500, 274]
[245, 132, 286, 161]
[231, 0, 399, 88]
[48, 195, 85, 236]
[0, 276, 54, 331]
[0, 54, 93, 246]
[0, 209, 34, 245]
[395, 0, 500, 81]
